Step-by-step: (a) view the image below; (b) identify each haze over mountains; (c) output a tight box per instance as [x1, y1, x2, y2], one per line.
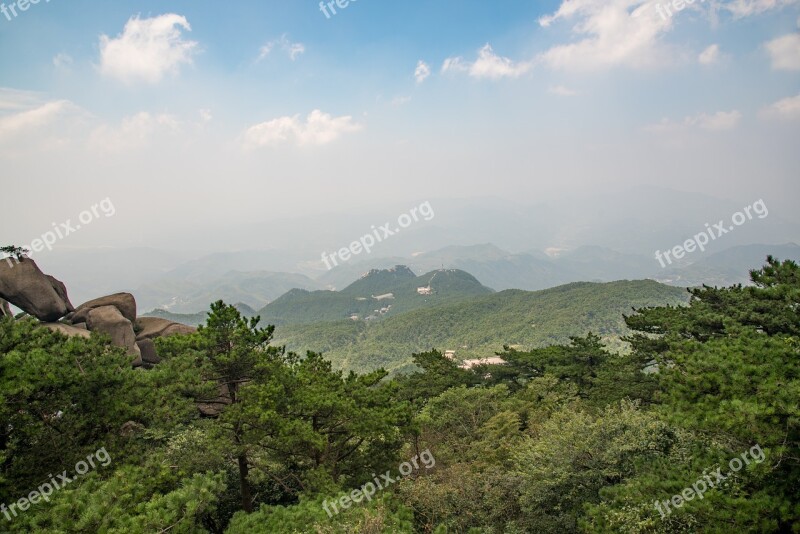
[33, 240, 800, 316]
[23, 188, 799, 314]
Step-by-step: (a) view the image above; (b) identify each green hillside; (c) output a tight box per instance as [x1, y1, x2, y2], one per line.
[340, 265, 416, 294]
[257, 267, 493, 325]
[272, 279, 690, 374]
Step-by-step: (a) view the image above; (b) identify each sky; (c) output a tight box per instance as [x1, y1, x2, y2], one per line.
[1, 0, 799, 252]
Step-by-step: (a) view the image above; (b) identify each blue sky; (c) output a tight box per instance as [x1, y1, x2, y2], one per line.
[0, 0, 798, 250]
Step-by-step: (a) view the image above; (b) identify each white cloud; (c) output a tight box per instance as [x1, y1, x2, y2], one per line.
[722, 0, 799, 18]
[285, 42, 306, 60]
[442, 44, 532, 80]
[99, 14, 198, 84]
[646, 110, 742, 132]
[0, 100, 79, 141]
[243, 110, 362, 148]
[698, 44, 721, 65]
[760, 93, 800, 120]
[53, 53, 74, 70]
[0, 96, 90, 155]
[258, 35, 306, 62]
[765, 32, 800, 70]
[89, 112, 181, 152]
[538, 0, 674, 70]
[415, 60, 431, 84]
[549, 85, 579, 96]
[391, 95, 412, 107]
[0, 88, 47, 111]
[258, 43, 274, 61]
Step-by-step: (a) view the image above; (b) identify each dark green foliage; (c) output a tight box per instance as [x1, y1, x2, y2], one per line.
[1, 257, 796, 532]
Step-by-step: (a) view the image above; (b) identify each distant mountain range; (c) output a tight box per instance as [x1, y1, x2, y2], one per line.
[27, 188, 799, 312]
[135, 270, 321, 314]
[654, 244, 800, 287]
[132, 242, 798, 316]
[317, 242, 800, 293]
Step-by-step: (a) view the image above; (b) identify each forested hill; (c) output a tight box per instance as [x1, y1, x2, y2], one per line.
[272, 279, 690, 374]
[256, 266, 494, 325]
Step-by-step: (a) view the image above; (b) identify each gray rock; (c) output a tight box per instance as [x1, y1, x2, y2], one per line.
[73, 293, 137, 324]
[0, 258, 71, 321]
[45, 275, 75, 313]
[41, 322, 92, 339]
[0, 298, 11, 318]
[136, 338, 160, 365]
[136, 317, 195, 340]
[86, 305, 140, 357]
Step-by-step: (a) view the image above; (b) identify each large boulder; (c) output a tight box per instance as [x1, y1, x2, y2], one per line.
[0, 258, 72, 321]
[46, 276, 75, 313]
[73, 293, 137, 325]
[86, 305, 140, 357]
[136, 317, 196, 340]
[41, 322, 92, 339]
[136, 338, 160, 366]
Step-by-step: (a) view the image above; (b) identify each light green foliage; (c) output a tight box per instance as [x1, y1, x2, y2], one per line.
[225, 494, 414, 534]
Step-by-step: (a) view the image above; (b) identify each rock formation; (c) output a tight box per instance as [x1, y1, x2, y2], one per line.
[136, 317, 196, 340]
[85, 305, 140, 357]
[40, 322, 92, 339]
[0, 257, 195, 367]
[0, 258, 73, 321]
[72, 293, 137, 324]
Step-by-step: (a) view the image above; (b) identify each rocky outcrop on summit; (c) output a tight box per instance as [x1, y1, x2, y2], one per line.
[135, 317, 196, 340]
[1, 259, 195, 367]
[85, 305, 140, 357]
[0, 258, 73, 321]
[41, 322, 92, 339]
[135, 338, 160, 367]
[46, 275, 74, 313]
[72, 293, 137, 324]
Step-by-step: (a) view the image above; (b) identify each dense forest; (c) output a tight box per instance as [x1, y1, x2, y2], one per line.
[1, 257, 797, 533]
